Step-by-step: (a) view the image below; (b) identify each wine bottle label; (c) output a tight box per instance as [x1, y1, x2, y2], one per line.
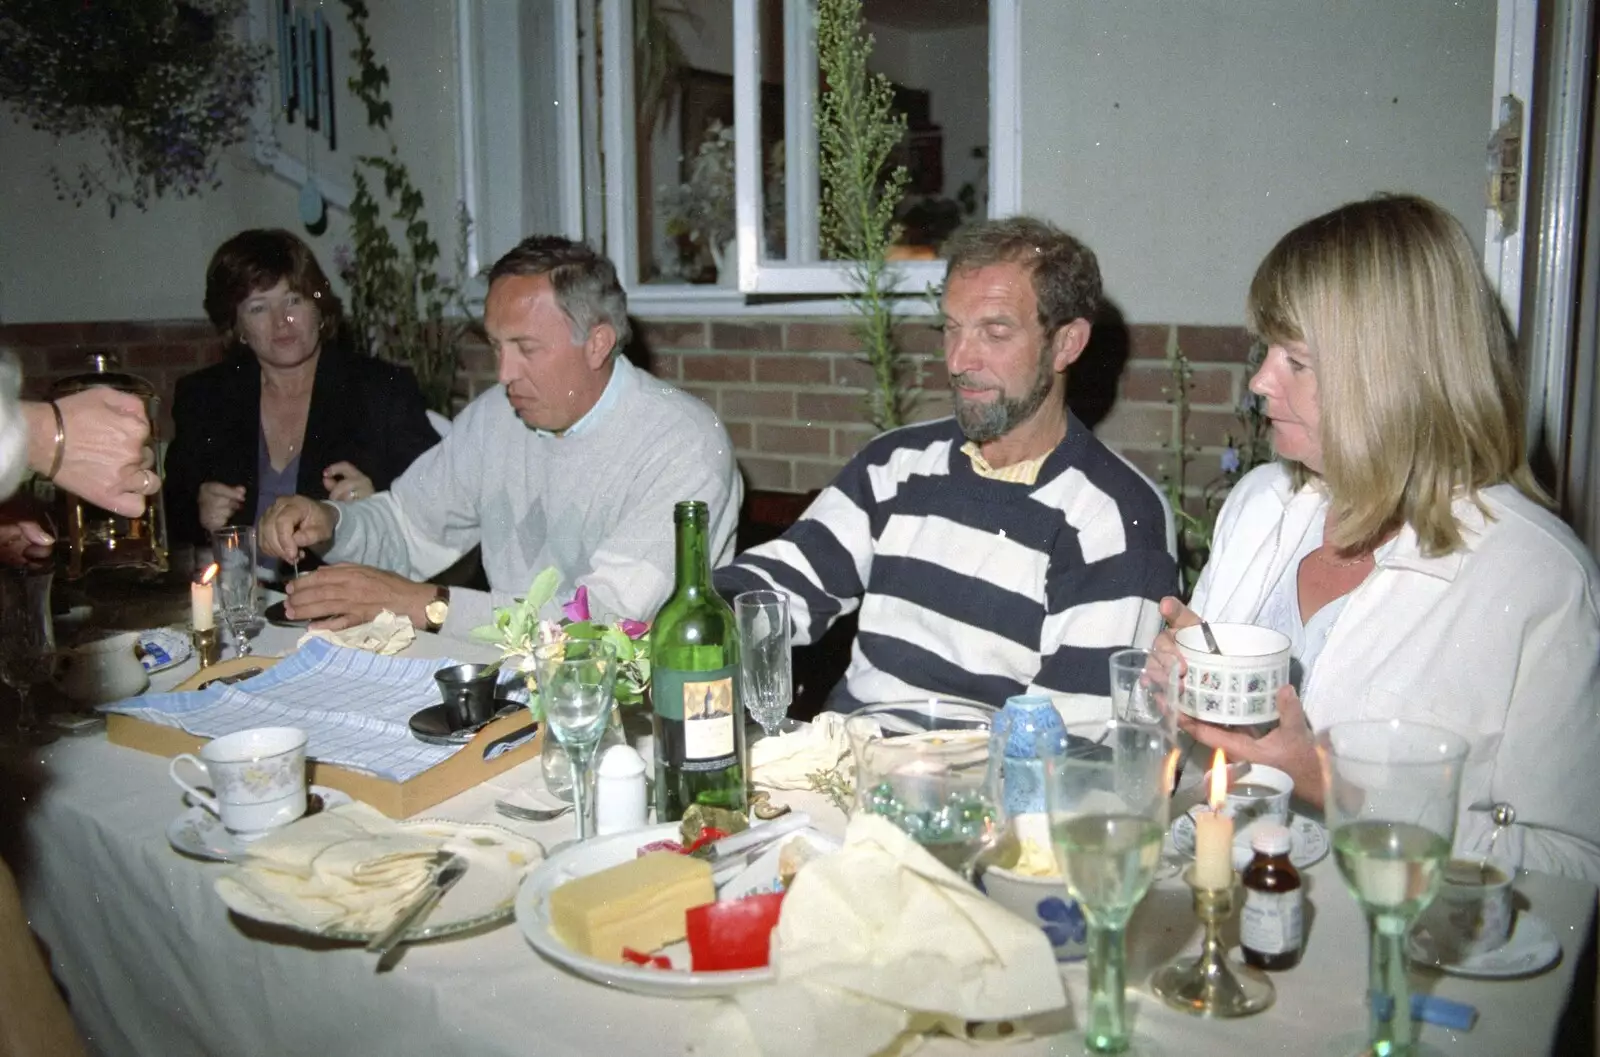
[1240, 888, 1303, 956]
[653, 665, 737, 768]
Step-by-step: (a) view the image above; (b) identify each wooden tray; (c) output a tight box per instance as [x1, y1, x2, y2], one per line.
[104, 656, 544, 818]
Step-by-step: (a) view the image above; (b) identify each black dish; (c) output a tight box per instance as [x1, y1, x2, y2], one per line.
[408, 700, 525, 747]
[264, 600, 312, 628]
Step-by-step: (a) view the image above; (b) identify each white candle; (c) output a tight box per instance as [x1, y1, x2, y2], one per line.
[192, 565, 216, 632]
[1192, 748, 1235, 889]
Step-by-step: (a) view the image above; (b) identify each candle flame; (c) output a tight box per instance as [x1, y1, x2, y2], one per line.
[1208, 748, 1227, 810]
[200, 563, 218, 586]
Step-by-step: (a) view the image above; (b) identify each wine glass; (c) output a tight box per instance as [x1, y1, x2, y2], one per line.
[735, 590, 792, 737]
[1041, 719, 1179, 1055]
[210, 527, 258, 658]
[533, 639, 618, 843]
[845, 707, 1003, 883]
[1319, 719, 1469, 1057]
[0, 567, 60, 747]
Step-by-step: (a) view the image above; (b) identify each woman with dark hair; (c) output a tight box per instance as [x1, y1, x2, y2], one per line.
[163, 229, 441, 572]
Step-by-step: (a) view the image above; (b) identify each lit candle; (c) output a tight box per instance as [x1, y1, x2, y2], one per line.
[193, 564, 217, 632]
[1192, 748, 1235, 889]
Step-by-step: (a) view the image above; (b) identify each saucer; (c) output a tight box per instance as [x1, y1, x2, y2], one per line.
[1408, 910, 1562, 978]
[264, 600, 311, 628]
[167, 787, 352, 863]
[409, 700, 525, 746]
[1170, 811, 1329, 871]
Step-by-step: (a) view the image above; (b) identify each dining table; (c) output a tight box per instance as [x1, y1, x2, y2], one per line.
[1, 616, 1595, 1057]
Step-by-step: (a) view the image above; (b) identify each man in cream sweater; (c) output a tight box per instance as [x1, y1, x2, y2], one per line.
[259, 236, 741, 636]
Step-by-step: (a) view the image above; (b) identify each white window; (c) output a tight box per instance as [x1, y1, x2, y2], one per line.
[596, 0, 1020, 314]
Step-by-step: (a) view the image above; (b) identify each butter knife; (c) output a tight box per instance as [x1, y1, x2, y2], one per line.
[689, 812, 812, 867]
[366, 852, 467, 963]
[197, 667, 263, 691]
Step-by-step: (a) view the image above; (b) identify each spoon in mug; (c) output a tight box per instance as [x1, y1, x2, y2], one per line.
[1199, 619, 1222, 655]
[1480, 802, 1515, 881]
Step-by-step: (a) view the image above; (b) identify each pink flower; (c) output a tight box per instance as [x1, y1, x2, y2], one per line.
[561, 585, 590, 623]
[618, 618, 650, 640]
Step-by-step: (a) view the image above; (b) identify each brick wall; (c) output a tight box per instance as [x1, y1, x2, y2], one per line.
[1, 316, 1257, 508]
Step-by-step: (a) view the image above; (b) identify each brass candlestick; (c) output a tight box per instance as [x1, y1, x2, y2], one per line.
[1151, 866, 1274, 1017]
[192, 626, 221, 669]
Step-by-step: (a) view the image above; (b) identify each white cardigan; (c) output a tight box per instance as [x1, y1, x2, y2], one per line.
[1192, 464, 1600, 883]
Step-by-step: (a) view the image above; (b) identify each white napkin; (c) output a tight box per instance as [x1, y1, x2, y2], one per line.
[296, 609, 416, 655]
[749, 712, 852, 792]
[695, 814, 1067, 1057]
[214, 803, 444, 933]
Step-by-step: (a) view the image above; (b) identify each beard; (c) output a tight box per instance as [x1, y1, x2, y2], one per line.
[951, 353, 1057, 444]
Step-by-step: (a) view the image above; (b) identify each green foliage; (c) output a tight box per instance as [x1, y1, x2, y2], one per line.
[0, 0, 267, 215]
[815, 0, 912, 432]
[1163, 341, 1272, 596]
[337, 0, 473, 414]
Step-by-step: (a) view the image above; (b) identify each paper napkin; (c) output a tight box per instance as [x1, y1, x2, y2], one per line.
[749, 712, 852, 792]
[296, 609, 416, 655]
[694, 814, 1067, 1057]
[214, 803, 444, 933]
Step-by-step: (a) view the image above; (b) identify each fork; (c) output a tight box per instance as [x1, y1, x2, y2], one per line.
[493, 799, 573, 823]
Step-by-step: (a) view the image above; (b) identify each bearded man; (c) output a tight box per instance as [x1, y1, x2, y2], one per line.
[714, 216, 1176, 711]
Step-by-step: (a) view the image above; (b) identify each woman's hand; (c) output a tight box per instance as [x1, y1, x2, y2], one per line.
[1153, 595, 1199, 683]
[322, 461, 374, 502]
[1179, 685, 1323, 808]
[198, 482, 247, 533]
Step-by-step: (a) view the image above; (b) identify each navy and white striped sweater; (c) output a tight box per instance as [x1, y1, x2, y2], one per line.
[714, 415, 1178, 710]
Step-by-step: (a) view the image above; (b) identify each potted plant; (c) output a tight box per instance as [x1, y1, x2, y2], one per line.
[661, 120, 737, 285]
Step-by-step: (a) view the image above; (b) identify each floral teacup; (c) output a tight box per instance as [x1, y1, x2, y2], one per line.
[169, 727, 308, 839]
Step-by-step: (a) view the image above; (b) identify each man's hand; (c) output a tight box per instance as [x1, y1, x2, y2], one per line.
[283, 563, 435, 630]
[1179, 685, 1323, 808]
[27, 388, 157, 518]
[322, 461, 375, 502]
[198, 482, 247, 533]
[0, 519, 53, 566]
[258, 495, 337, 563]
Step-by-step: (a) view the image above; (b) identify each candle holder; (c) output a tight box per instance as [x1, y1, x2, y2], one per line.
[1151, 865, 1274, 1017]
[191, 626, 221, 669]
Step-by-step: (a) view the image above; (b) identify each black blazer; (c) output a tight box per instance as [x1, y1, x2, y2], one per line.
[163, 343, 442, 549]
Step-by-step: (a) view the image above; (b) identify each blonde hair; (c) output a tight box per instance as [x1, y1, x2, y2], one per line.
[1247, 194, 1546, 556]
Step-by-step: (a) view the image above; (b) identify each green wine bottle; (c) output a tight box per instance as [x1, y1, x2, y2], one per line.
[651, 500, 747, 822]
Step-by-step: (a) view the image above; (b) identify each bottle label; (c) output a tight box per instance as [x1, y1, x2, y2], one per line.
[1241, 888, 1303, 956]
[653, 665, 737, 768]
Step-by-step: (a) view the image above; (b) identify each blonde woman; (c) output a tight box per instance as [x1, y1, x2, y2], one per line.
[1157, 195, 1600, 882]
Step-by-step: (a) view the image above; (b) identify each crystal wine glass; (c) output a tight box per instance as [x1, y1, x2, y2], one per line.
[0, 567, 59, 747]
[735, 590, 792, 737]
[1319, 719, 1469, 1057]
[210, 526, 258, 658]
[1041, 718, 1179, 1055]
[533, 639, 618, 843]
[845, 709, 1004, 883]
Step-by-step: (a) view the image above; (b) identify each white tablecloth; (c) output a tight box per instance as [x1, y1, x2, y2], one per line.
[4, 624, 1595, 1056]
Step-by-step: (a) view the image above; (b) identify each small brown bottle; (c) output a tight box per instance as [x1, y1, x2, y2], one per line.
[1240, 822, 1303, 970]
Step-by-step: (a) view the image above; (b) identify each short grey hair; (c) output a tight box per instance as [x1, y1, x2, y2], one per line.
[942, 215, 1101, 339]
[486, 235, 633, 352]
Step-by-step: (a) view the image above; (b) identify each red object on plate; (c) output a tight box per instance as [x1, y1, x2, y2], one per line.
[683, 827, 730, 855]
[620, 947, 672, 969]
[685, 891, 787, 972]
[636, 839, 684, 856]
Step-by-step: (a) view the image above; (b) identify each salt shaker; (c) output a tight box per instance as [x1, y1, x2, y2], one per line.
[595, 744, 648, 835]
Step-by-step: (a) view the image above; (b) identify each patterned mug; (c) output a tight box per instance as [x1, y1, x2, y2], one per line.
[169, 726, 308, 839]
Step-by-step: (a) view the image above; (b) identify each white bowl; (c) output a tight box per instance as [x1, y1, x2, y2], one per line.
[1174, 623, 1291, 725]
[979, 864, 1088, 962]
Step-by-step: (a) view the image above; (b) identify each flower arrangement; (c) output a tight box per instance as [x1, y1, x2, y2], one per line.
[473, 568, 652, 718]
[0, 0, 268, 215]
[660, 119, 736, 271]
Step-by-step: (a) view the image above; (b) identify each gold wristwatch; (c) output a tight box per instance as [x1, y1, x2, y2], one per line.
[424, 586, 450, 632]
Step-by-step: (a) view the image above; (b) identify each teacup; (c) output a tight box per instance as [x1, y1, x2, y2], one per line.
[1413, 858, 1515, 963]
[55, 630, 149, 706]
[169, 726, 308, 840]
[1174, 623, 1291, 725]
[434, 663, 500, 729]
[1225, 764, 1293, 828]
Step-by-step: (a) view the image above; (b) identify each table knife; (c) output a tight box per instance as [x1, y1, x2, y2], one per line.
[366, 853, 468, 963]
[690, 811, 812, 867]
[196, 667, 263, 691]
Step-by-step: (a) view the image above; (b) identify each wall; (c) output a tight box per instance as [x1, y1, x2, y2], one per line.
[1020, 0, 1497, 324]
[0, 0, 461, 323]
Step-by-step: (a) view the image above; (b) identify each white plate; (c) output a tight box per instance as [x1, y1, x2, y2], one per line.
[168, 787, 353, 862]
[514, 822, 834, 998]
[1408, 910, 1562, 978]
[139, 627, 193, 674]
[1170, 811, 1330, 871]
[214, 818, 544, 944]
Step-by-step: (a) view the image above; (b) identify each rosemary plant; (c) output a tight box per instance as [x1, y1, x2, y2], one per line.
[816, 0, 912, 432]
